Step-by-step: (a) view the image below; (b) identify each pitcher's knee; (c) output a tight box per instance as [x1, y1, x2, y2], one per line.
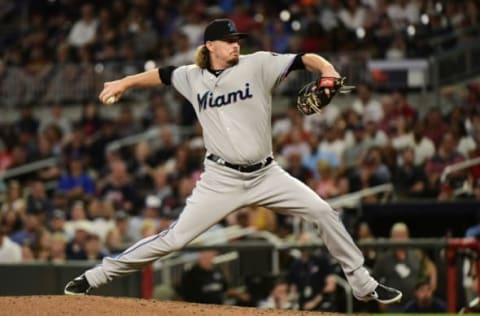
[165, 233, 190, 252]
[306, 200, 337, 220]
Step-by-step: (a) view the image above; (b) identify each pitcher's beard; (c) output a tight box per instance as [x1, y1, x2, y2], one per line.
[227, 56, 239, 66]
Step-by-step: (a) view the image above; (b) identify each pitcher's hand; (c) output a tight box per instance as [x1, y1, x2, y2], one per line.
[99, 79, 127, 104]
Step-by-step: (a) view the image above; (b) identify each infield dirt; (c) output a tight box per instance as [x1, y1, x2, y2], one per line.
[0, 296, 345, 316]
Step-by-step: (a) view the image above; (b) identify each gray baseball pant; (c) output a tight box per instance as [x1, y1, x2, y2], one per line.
[85, 159, 377, 297]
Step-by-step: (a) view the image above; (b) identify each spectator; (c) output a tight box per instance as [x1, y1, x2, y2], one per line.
[48, 209, 70, 241]
[410, 121, 435, 167]
[281, 127, 311, 161]
[179, 250, 227, 304]
[342, 122, 371, 171]
[128, 195, 161, 242]
[350, 146, 391, 196]
[65, 220, 92, 260]
[116, 107, 141, 139]
[338, 0, 368, 32]
[129, 142, 156, 191]
[26, 179, 54, 217]
[365, 120, 389, 147]
[288, 249, 337, 311]
[15, 105, 39, 136]
[104, 227, 124, 256]
[67, 3, 98, 48]
[99, 159, 137, 213]
[403, 279, 447, 313]
[285, 151, 313, 185]
[62, 124, 89, 165]
[317, 123, 346, 164]
[352, 82, 384, 124]
[242, 206, 277, 233]
[390, 116, 412, 151]
[58, 155, 95, 199]
[36, 229, 52, 261]
[304, 133, 339, 181]
[49, 233, 67, 263]
[0, 222, 22, 263]
[39, 103, 72, 137]
[80, 103, 104, 138]
[373, 222, 436, 312]
[113, 209, 134, 246]
[149, 166, 175, 211]
[168, 32, 196, 66]
[10, 213, 41, 246]
[393, 147, 427, 198]
[88, 119, 119, 171]
[423, 108, 449, 148]
[0, 210, 23, 236]
[314, 160, 340, 199]
[168, 176, 195, 218]
[390, 90, 416, 128]
[355, 222, 376, 269]
[1, 180, 26, 216]
[424, 132, 465, 199]
[85, 233, 106, 261]
[387, 0, 419, 30]
[258, 278, 297, 310]
[89, 199, 115, 243]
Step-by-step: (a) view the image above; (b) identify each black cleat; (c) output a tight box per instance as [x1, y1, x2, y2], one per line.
[355, 284, 402, 304]
[64, 275, 92, 295]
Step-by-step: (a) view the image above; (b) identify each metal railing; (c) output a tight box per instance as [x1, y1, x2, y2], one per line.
[441, 157, 480, 183]
[296, 183, 395, 236]
[440, 156, 480, 197]
[327, 183, 394, 209]
[0, 157, 58, 180]
[177, 237, 451, 313]
[430, 41, 480, 99]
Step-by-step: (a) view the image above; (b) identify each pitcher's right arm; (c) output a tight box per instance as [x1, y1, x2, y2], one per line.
[98, 68, 166, 104]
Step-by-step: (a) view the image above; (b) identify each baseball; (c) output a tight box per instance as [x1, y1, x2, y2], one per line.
[106, 95, 116, 105]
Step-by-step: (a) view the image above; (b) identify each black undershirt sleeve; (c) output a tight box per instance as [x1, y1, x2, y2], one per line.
[288, 53, 306, 72]
[158, 66, 177, 85]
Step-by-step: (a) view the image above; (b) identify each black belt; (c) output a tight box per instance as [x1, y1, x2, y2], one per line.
[207, 154, 273, 173]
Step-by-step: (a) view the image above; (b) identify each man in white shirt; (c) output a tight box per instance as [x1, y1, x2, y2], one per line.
[0, 226, 22, 263]
[67, 4, 98, 48]
[352, 82, 384, 124]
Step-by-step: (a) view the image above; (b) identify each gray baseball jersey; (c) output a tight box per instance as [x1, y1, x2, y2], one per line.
[172, 51, 293, 164]
[83, 51, 378, 298]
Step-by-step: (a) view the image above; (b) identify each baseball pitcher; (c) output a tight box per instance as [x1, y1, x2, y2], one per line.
[65, 19, 402, 305]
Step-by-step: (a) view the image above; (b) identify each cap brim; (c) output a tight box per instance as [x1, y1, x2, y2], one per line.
[204, 33, 248, 43]
[221, 33, 248, 41]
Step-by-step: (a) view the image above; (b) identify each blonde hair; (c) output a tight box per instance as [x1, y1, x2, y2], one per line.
[194, 45, 210, 69]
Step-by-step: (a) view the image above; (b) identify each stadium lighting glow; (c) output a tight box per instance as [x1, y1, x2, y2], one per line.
[421, 14, 430, 25]
[144, 60, 156, 71]
[94, 63, 104, 73]
[254, 13, 264, 23]
[407, 25, 416, 37]
[291, 20, 301, 31]
[279, 10, 291, 22]
[356, 27, 366, 39]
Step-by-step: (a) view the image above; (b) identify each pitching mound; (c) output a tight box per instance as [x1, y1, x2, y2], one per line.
[0, 296, 345, 316]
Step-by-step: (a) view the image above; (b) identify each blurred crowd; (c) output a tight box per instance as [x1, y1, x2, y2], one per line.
[0, 77, 478, 311]
[1, 0, 479, 105]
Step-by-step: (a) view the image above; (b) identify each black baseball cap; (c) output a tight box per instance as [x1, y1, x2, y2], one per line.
[203, 19, 248, 43]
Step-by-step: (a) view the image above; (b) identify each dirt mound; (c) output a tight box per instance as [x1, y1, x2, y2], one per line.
[0, 296, 345, 316]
